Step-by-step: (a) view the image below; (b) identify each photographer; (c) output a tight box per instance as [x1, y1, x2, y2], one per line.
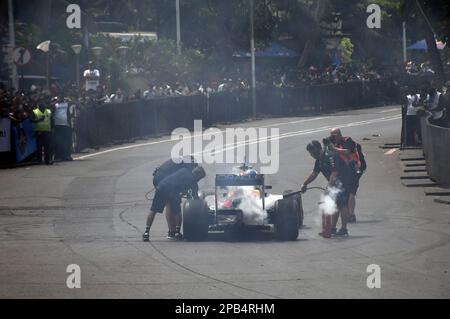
[327, 128, 365, 223]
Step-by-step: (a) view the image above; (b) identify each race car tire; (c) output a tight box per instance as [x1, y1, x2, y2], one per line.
[283, 190, 304, 228]
[183, 199, 209, 241]
[274, 198, 299, 241]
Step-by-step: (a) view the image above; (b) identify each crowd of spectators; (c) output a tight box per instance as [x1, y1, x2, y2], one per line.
[0, 83, 79, 123]
[99, 64, 388, 102]
[257, 64, 384, 88]
[2, 60, 436, 118]
[0, 61, 427, 117]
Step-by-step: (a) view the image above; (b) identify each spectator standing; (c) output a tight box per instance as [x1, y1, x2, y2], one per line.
[32, 100, 53, 165]
[53, 95, 73, 161]
[83, 61, 100, 92]
[404, 89, 421, 146]
[109, 89, 124, 103]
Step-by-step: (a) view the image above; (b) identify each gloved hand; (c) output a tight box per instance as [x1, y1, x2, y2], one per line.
[300, 184, 308, 193]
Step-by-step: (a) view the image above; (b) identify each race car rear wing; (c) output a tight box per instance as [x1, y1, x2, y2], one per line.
[215, 174, 265, 187]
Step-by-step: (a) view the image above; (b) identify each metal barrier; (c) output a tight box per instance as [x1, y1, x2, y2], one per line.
[74, 80, 395, 151]
[420, 113, 450, 188]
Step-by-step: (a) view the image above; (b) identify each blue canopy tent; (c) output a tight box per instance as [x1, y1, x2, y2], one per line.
[233, 43, 300, 57]
[407, 39, 446, 51]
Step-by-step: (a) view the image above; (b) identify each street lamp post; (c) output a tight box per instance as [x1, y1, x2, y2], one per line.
[91, 46, 103, 60]
[8, 0, 18, 92]
[117, 46, 129, 82]
[250, 0, 256, 118]
[91, 46, 103, 91]
[37, 40, 51, 91]
[176, 0, 181, 54]
[71, 44, 82, 92]
[117, 46, 129, 58]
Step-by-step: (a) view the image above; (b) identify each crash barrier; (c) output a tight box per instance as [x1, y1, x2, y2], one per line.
[0, 117, 38, 167]
[256, 80, 389, 116]
[420, 113, 450, 188]
[74, 80, 395, 151]
[74, 95, 208, 151]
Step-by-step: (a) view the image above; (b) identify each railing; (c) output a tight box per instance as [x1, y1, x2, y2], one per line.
[420, 113, 450, 188]
[73, 80, 395, 151]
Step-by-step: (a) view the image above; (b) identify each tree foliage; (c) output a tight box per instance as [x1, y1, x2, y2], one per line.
[3, 0, 450, 85]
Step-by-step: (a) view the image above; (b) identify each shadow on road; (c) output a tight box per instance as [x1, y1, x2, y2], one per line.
[352, 219, 384, 224]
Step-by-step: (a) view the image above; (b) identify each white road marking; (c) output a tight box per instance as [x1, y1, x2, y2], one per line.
[384, 148, 399, 155]
[202, 115, 401, 157]
[264, 116, 330, 127]
[75, 114, 401, 160]
[74, 116, 328, 160]
[376, 108, 399, 114]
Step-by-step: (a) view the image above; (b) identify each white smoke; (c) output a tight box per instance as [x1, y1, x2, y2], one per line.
[318, 182, 343, 216]
[216, 166, 285, 225]
[218, 186, 284, 225]
[237, 187, 267, 225]
[264, 194, 283, 210]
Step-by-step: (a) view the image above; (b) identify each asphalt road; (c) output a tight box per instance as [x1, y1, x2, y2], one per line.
[1, 105, 449, 298]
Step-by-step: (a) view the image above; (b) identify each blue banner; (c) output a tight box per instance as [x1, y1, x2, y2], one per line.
[13, 119, 37, 163]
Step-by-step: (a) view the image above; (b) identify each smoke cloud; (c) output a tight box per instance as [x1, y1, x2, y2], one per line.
[217, 186, 283, 225]
[237, 186, 267, 225]
[318, 182, 343, 216]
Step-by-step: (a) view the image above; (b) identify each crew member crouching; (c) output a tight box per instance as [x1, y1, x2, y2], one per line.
[143, 166, 206, 241]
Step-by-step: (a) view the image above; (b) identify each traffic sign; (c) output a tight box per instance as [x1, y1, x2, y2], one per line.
[12, 47, 32, 66]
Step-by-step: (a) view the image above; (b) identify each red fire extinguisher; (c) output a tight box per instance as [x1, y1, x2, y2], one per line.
[321, 213, 332, 238]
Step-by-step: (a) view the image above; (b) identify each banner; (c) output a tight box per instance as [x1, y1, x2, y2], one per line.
[0, 118, 11, 152]
[13, 119, 37, 163]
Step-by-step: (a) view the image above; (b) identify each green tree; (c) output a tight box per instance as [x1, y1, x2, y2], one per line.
[339, 37, 354, 64]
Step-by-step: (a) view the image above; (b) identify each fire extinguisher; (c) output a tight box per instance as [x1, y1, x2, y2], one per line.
[321, 213, 332, 238]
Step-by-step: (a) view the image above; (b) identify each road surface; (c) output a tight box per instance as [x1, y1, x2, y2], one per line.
[1, 105, 449, 298]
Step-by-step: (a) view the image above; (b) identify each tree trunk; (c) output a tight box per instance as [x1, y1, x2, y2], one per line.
[416, 1, 446, 85]
[297, 0, 326, 68]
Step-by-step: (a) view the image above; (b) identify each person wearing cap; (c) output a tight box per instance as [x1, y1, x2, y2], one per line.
[143, 166, 206, 241]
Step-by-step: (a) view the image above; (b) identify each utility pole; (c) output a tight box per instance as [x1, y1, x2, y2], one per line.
[176, 0, 181, 54]
[8, 0, 18, 92]
[402, 21, 407, 63]
[250, 0, 256, 118]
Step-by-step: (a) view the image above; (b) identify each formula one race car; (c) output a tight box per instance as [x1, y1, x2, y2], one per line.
[182, 172, 303, 241]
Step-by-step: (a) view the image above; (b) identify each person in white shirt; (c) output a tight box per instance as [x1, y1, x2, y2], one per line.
[403, 88, 422, 146]
[143, 84, 155, 100]
[83, 61, 100, 92]
[109, 89, 124, 103]
[217, 79, 227, 92]
[53, 95, 73, 161]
